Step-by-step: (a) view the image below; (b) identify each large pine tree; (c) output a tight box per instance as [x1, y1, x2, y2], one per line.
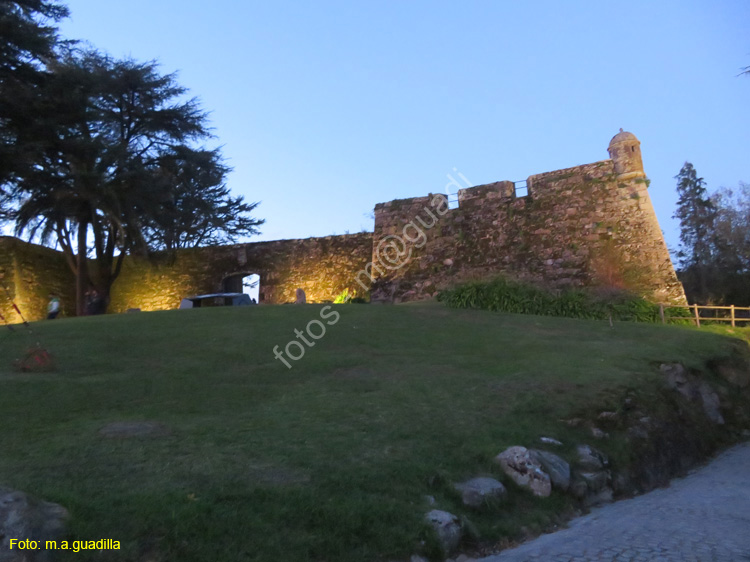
[7, 50, 263, 314]
[0, 0, 68, 210]
[673, 162, 717, 302]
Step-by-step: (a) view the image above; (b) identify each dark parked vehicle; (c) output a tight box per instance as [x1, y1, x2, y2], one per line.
[178, 293, 254, 309]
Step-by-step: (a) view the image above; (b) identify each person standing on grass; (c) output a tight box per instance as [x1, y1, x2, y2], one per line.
[47, 294, 61, 319]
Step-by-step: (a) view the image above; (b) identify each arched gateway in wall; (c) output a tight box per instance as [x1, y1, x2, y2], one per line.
[221, 272, 261, 302]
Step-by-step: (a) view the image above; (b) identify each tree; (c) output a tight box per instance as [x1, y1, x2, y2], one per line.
[5, 49, 263, 315]
[144, 146, 262, 251]
[673, 162, 717, 302]
[0, 0, 67, 72]
[0, 0, 68, 211]
[710, 183, 750, 304]
[712, 184, 749, 268]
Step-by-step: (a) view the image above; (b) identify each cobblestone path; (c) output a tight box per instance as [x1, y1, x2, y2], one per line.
[479, 441, 750, 562]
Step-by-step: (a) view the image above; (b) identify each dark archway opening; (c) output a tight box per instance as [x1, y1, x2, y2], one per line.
[223, 273, 261, 303]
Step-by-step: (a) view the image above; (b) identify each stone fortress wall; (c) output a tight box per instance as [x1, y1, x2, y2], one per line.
[369, 130, 686, 305]
[0, 131, 686, 323]
[107, 233, 374, 313]
[0, 233, 374, 321]
[0, 236, 76, 322]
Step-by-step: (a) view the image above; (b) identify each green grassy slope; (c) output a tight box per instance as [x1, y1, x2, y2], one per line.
[0, 303, 744, 561]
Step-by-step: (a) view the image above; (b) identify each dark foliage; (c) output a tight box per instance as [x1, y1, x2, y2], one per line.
[144, 145, 262, 251]
[3, 48, 263, 313]
[678, 182, 750, 306]
[673, 163, 717, 272]
[0, 0, 68, 77]
[0, 0, 68, 207]
[673, 162, 750, 306]
[437, 277, 689, 323]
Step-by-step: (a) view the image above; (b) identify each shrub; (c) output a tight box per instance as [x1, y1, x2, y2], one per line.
[437, 277, 677, 323]
[334, 288, 352, 304]
[333, 288, 369, 304]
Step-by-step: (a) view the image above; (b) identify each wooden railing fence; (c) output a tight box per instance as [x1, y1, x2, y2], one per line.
[658, 304, 750, 327]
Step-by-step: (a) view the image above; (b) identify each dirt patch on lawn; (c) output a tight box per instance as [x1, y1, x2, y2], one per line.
[99, 421, 170, 438]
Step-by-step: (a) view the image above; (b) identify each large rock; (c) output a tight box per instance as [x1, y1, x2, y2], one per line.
[424, 510, 462, 554]
[576, 471, 609, 493]
[529, 450, 570, 491]
[612, 470, 634, 496]
[660, 362, 691, 397]
[589, 427, 609, 439]
[569, 479, 588, 499]
[0, 488, 68, 562]
[572, 445, 613, 504]
[715, 361, 750, 388]
[453, 477, 507, 508]
[494, 446, 552, 497]
[660, 363, 725, 424]
[583, 486, 614, 507]
[575, 444, 608, 471]
[570, 469, 613, 504]
[698, 382, 724, 425]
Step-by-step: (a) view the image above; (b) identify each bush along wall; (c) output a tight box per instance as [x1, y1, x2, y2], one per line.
[437, 277, 692, 323]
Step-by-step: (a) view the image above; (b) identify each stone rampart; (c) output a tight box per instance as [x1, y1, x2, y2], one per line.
[1, 233, 373, 320]
[0, 131, 686, 321]
[0, 236, 75, 323]
[369, 139, 685, 304]
[108, 233, 373, 313]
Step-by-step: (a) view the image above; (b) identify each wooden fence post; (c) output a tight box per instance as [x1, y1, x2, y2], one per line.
[693, 304, 700, 327]
[659, 304, 665, 324]
[731, 305, 735, 328]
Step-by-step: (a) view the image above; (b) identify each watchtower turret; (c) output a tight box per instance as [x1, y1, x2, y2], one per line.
[607, 129, 645, 181]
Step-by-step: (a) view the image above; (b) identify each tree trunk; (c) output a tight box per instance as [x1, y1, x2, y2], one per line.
[76, 220, 89, 316]
[98, 285, 111, 315]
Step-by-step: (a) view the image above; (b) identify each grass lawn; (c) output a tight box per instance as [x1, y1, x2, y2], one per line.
[0, 302, 744, 561]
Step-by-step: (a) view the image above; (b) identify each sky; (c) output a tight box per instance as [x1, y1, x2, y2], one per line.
[55, 0, 750, 254]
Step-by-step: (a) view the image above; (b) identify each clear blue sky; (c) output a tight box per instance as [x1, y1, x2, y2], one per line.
[58, 0, 749, 254]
